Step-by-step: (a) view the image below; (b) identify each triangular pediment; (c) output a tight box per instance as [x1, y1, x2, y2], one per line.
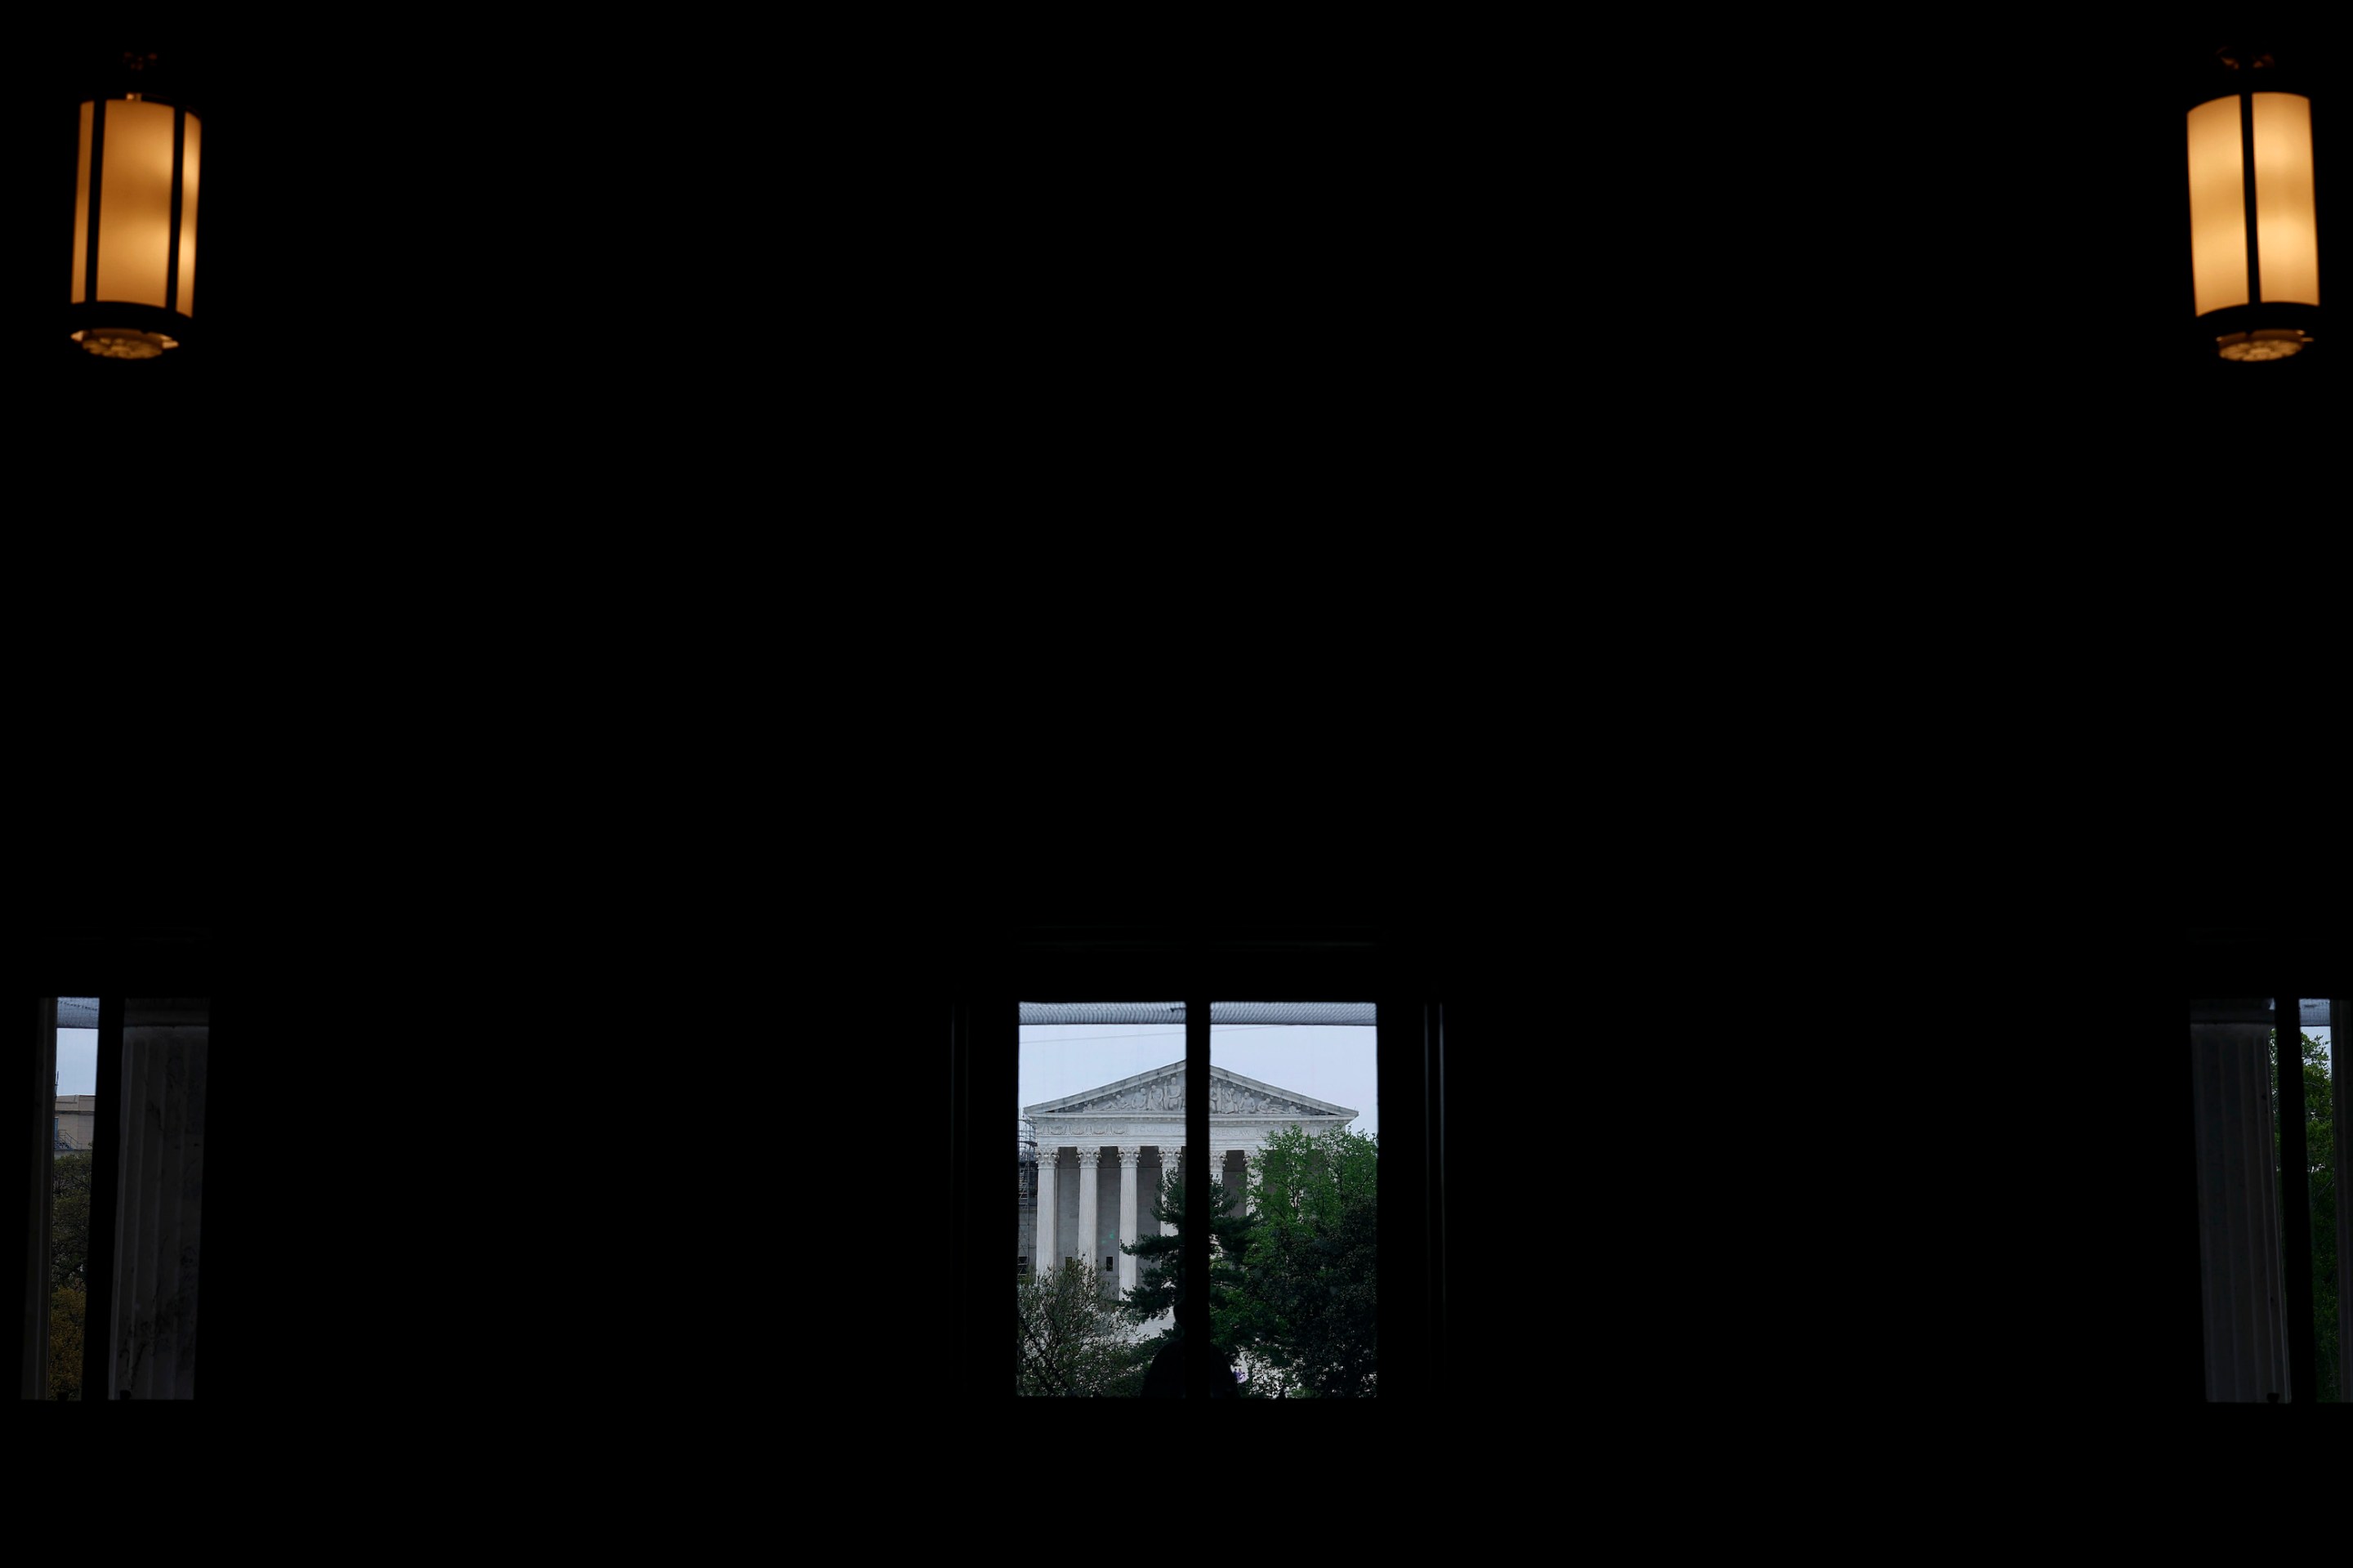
[1025, 1062, 1355, 1121]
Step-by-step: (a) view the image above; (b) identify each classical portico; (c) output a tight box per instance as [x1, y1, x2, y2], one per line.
[1021, 1062, 1357, 1298]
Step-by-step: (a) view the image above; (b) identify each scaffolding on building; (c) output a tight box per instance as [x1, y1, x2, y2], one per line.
[1018, 1115, 1040, 1277]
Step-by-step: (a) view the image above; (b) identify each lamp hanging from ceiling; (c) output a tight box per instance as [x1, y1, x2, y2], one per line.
[2187, 47, 2324, 362]
[67, 51, 200, 361]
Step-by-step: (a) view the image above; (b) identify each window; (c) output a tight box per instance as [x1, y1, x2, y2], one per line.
[15, 996, 213, 1402]
[48, 1000, 100, 1400]
[1000, 981, 1422, 1400]
[2192, 995, 2350, 1402]
[948, 925, 1458, 1403]
[1210, 1005, 1377, 1398]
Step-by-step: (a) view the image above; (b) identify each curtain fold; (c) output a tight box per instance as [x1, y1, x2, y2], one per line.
[18, 1000, 59, 1400]
[2191, 1023, 2292, 1400]
[106, 999, 208, 1400]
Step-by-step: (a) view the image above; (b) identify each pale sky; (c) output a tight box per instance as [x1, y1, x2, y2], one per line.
[58, 1029, 96, 1097]
[1020, 1021, 1378, 1142]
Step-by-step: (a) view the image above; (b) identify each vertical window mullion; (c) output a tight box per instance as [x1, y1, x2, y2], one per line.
[1185, 994, 1210, 1399]
[2278, 995, 2316, 1400]
[82, 996, 123, 1401]
[2336, 996, 2352, 1404]
[18, 1001, 60, 1400]
[1430, 998, 1446, 1400]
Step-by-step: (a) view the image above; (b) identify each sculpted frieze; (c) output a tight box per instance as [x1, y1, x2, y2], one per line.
[1029, 1068, 1354, 1144]
[1039, 1116, 1185, 1141]
[1205, 1081, 1325, 1115]
[1044, 1070, 1348, 1119]
[1069, 1076, 1185, 1113]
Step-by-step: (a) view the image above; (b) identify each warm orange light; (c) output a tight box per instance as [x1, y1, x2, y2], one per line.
[2186, 96, 2248, 315]
[68, 96, 201, 350]
[2250, 92, 2319, 306]
[2187, 91, 2321, 322]
[2217, 330, 2306, 361]
[70, 105, 92, 305]
[177, 114, 201, 315]
[94, 100, 174, 307]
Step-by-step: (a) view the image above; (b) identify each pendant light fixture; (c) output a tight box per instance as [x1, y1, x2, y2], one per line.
[2187, 47, 2324, 361]
[67, 51, 200, 360]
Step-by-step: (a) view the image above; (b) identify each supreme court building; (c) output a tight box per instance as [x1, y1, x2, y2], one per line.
[1020, 1061, 1357, 1297]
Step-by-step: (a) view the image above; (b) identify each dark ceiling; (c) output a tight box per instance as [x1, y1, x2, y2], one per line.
[7, 33, 2342, 502]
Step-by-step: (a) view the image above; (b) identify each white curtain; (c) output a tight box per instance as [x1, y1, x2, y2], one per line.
[2190, 1023, 2292, 1401]
[19, 1000, 58, 1399]
[106, 999, 208, 1400]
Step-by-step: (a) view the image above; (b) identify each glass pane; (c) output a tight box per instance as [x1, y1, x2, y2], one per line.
[1212, 1002, 1377, 1397]
[1017, 1003, 1182, 1396]
[51, 998, 100, 1400]
[2280, 1017, 2339, 1401]
[2258, 1012, 2333, 1403]
[2336, 1005, 2352, 1405]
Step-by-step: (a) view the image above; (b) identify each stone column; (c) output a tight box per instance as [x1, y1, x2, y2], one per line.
[1154, 1145, 1182, 1323]
[1034, 1146, 1058, 1276]
[1158, 1145, 1182, 1231]
[1076, 1147, 1102, 1284]
[1117, 1146, 1141, 1296]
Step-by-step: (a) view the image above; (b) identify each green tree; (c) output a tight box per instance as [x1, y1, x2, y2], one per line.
[1017, 1260, 1156, 1396]
[1118, 1168, 1257, 1338]
[49, 1285, 84, 1401]
[1226, 1125, 1378, 1398]
[2270, 1030, 2338, 1402]
[51, 1150, 92, 1293]
[49, 1150, 92, 1400]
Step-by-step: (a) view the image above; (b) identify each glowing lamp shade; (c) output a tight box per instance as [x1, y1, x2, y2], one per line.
[2186, 90, 2321, 360]
[68, 96, 200, 360]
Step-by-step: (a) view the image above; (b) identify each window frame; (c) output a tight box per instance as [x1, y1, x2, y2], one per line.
[953, 928, 1449, 1402]
[2183, 928, 2352, 1405]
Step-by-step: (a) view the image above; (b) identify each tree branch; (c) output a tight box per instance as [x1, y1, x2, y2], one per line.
[1018, 1280, 1079, 1396]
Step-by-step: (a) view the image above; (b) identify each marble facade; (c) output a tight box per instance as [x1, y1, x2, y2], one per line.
[55, 1092, 98, 1152]
[1020, 1062, 1356, 1297]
